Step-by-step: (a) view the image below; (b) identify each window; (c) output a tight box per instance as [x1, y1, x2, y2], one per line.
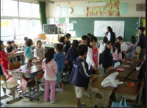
[1, 0, 41, 41]
[3, 0, 18, 16]
[19, 2, 32, 17]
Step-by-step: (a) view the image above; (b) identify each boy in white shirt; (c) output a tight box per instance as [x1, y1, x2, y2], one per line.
[117, 36, 128, 59]
[34, 40, 45, 60]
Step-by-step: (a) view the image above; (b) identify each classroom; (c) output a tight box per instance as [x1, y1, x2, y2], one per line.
[0, 0, 146, 107]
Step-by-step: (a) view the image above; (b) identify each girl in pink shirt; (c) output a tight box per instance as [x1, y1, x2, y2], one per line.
[112, 42, 122, 66]
[42, 48, 57, 103]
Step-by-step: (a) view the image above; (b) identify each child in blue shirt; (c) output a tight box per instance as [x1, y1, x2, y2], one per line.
[24, 39, 36, 78]
[69, 45, 92, 107]
[54, 43, 65, 92]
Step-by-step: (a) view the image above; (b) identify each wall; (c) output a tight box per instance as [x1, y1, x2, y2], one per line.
[46, 0, 145, 18]
[18, 0, 39, 3]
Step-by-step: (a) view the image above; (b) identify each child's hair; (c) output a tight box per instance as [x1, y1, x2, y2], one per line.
[131, 36, 136, 44]
[106, 41, 112, 45]
[0, 40, 3, 51]
[26, 39, 33, 47]
[87, 33, 91, 37]
[103, 37, 108, 43]
[11, 40, 15, 43]
[55, 43, 63, 52]
[90, 36, 97, 42]
[65, 33, 71, 38]
[113, 42, 121, 54]
[59, 37, 65, 43]
[107, 26, 113, 32]
[36, 40, 41, 45]
[45, 48, 54, 64]
[77, 45, 88, 56]
[24, 37, 28, 41]
[7, 41, 11, 44]
[138, 27, 145, 33]
[71, 40, 79, 52]
[81, 35, 88, 40]
[117, 36, 123, 41]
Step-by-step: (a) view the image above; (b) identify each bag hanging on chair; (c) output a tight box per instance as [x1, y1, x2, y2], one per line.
[111, 95, 132, 107]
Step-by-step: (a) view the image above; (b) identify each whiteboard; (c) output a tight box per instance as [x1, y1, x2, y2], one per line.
[94, 21, 125, 38]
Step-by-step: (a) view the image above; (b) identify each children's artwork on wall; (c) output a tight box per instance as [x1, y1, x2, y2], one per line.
[75, 7, 85, 14]
[87, 0, 120, 16]
[141, 18, 146, 34]
[53, 4, 61, 17]
[61, 7, 68, 17]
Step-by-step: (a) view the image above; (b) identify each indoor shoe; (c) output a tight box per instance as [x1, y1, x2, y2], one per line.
[84, 92, 91, 98]
[55, 88, 63, 92]
[51, 99, 56, 104]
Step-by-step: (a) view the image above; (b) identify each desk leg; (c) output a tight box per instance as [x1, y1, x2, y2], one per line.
[91, 87, 113, 107]
[21, 55, 24, 65]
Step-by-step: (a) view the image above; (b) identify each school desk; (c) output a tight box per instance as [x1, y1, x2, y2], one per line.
[107, 59, 141, 79]
[126, 71, 140, 81]
[114, 80, 143, 105]
[90, 76, 115, 107]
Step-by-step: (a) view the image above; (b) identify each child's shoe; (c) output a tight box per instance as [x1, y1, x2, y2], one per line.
[84, 92, 91, 98]
[51, 99, 56, 104]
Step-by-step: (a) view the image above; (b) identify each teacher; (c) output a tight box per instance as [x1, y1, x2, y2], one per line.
[137, 27, 146, 59]
[106, 26, 116, 45]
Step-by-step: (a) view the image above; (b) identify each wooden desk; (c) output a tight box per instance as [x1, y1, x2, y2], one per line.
[90, 76, 114, 107]
[114, 80, 142, 102]
[107, 59, 140, 79]
[127, 71, 139, 81]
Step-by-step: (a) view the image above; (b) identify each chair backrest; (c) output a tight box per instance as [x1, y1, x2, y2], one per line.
[9, 61, 21, 70]
[0, 75, 6, 82]
[114, 62, 120, 69]
[107, 66, 113, 73]
[36, 72, 44, 80]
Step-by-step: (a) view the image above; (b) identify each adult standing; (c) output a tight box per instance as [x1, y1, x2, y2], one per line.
[136, 27, 146, 59]
[106, 26, 116, 45]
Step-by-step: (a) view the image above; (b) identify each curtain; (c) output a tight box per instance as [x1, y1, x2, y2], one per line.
[39, 1, 47, 29]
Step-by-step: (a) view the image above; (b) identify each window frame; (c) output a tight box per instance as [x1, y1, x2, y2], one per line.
[1, 0, 41, 41]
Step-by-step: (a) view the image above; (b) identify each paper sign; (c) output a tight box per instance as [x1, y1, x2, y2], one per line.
[68, 31, 76, 37]
[120, 3, 129, 15]
[75, 7, 85, 14]
[53, 4, 61, 17]
[48, 18, 55, 24]
[65, 18, 69, 23]
[55, 18, 59, 25]
[61, 7, 68, 17]
[67, 23, 74, 30]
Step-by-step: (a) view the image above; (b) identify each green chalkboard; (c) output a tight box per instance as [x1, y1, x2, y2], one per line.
[69, 17, 139, 42]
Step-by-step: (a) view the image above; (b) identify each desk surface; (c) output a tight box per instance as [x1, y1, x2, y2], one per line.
[8, 62, 42, 74]
[127, 71, 139, 81]
[114, 80, 142, 96]
[107, 59, 140, 78]
[91, 76, 115, 90]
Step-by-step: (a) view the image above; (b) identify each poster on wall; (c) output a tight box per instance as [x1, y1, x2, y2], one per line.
[75, 7, 85, 14]
[120, 3, 129, 15]
[53, 4, 61, 17]
[87, 0, 120, 16]
[61, 7, 68, 17]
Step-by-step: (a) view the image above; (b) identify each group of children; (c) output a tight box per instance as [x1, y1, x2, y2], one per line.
[0, 26, 145, 107]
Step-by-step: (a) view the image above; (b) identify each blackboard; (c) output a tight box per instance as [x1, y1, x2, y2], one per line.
[69, 17, 139, 42]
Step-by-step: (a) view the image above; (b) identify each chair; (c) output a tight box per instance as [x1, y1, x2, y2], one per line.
[114, 62, 120, 69]
[107, 66, 113, 73]
[25, 71, 44, 101]
[0, 75, 22, 104]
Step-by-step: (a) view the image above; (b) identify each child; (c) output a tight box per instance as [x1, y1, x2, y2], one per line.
[11, 40, 18, 50]
[125, 36, 136, 59]
[81, 35, 88, 46]
[112, 42, 122, 66]
[53, 43, 65, 92]
[66, 40, 79, 77]
[101, 41, 113, 77]
[24, 39, 36, 78]
[100, 37, 108, 54]
[6, 41, 18, 63]
[21, 37, 28, 51]
[34, 40, 45, 60]
[64, 33, 71, 54]
[86, 36, 99, 74]
[69, 45, 92, 107]
[59, 36, 66, 50]
[42, 48, 57, 103]
[0, 40, 14, 78]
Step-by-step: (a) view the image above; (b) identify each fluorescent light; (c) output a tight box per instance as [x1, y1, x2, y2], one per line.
[78, 2, 106, 7]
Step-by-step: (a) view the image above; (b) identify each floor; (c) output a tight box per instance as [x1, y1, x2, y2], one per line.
[0, 66, 144, 107]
